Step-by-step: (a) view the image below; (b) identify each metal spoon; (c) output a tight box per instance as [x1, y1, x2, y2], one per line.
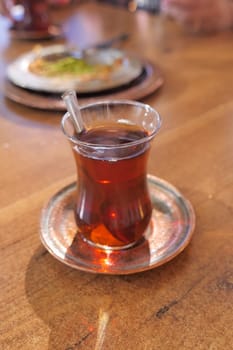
[70, 32, 130, 58]
[45, 33, 129, 61]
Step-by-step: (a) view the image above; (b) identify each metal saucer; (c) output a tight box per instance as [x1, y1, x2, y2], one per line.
[40, 175, 195, 275]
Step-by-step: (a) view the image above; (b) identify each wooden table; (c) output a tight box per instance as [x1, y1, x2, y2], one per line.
[1, 2, 233, 349]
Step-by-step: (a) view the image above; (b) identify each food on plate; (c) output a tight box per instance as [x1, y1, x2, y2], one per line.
[28, 52, 123, 81]
[6, 45, 143, 94]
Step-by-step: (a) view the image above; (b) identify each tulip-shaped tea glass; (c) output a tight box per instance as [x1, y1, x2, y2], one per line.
[61, 100, 161, 251]
[3, 0, 50, 31]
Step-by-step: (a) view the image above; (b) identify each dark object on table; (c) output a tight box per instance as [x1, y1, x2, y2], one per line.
[97, 0, 160, 13]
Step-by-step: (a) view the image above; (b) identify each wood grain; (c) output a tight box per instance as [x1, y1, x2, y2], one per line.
[0, 2, 232, 349]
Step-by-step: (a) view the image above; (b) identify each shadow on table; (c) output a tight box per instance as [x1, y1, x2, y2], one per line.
[25, 242, 193, 349]
[0, 95, 61, 129]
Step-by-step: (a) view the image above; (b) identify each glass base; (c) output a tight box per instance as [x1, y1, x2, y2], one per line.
[40, 175, 195, 275]
[80, 233, 145, 251]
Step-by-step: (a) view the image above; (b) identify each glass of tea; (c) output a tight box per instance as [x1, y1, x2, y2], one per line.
[61, 100, 161, 250]
[2, 0, 50, 32]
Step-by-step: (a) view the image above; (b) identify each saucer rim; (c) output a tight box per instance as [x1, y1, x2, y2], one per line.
[9, 24, 62, 40]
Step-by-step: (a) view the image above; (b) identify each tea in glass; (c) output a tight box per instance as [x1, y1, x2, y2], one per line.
[61, 100, 161, 250]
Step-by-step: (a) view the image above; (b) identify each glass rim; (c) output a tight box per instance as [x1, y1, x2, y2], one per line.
[61, 100, 162, 149]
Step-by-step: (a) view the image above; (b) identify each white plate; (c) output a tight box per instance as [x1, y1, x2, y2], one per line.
[6, 45, 143, 94]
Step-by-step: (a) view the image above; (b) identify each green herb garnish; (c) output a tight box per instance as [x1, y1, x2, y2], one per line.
[41, 57, 96, 76]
